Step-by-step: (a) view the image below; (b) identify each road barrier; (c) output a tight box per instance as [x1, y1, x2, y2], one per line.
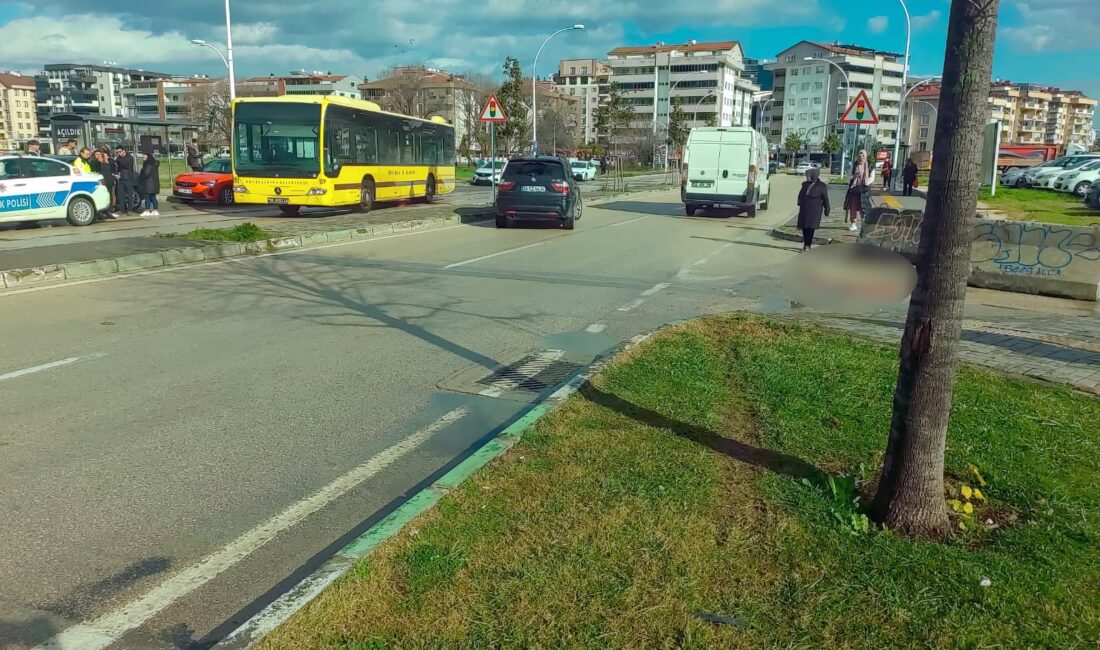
[859, 207, 1100, 302]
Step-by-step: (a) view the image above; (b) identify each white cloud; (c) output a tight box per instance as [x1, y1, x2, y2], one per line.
[1002, 0, 1100, 52]
[911, 10, 942, 30]
[867, 16, 890, 34]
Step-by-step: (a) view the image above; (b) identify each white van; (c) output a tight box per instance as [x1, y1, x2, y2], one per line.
[681, 127, 771, 217]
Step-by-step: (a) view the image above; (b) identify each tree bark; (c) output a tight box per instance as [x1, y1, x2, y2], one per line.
[872, 0, 1001, 538]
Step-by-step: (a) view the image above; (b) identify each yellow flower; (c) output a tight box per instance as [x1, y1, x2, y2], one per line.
[963, 502, 974, 514]
[973, 488, 986, 501]
[961, 485, 973, 499]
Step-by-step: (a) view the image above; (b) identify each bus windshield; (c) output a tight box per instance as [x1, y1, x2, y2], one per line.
[234, 102, 321, 178]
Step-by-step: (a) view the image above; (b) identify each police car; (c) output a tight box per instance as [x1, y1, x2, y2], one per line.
[0, 155, 111, 227]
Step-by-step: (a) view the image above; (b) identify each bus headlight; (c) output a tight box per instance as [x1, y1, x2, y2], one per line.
[233, 185, 249, 193]
[307, 187, 328, 195]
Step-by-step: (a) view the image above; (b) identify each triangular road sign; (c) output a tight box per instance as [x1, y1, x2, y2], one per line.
[479, 93, 507, 122]
[839, 89, 879, 125]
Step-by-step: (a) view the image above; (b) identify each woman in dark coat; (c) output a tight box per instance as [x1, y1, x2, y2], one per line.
[796, 166, 830, 251]
[137, 149, 160, 217]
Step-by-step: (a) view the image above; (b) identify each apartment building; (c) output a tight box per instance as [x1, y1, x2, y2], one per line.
[606, 40, 759, 137]
[35, 64, 170, 132]
[527, 79, 584, 152]
[903, 81, 1097, 152]
[121, 76, 220, 122]
[742, 58, 774, 91]
[554, 59, 610, 145]
[238, 72, 363, 99]
[0, 72, 39, 150]
[764, 41, 905, 152]
[359, 67, 478, 146]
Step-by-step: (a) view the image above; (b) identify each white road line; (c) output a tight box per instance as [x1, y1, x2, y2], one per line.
[585, 323, 607, 333]
[617, 298, 646, 312]
[33, 407, 469, 650]
[641, 282, 671, 297]
[0, 354, 105, 383]
[676, 242, 734, 281]
[607, 216, 646, 228]
[1, 223, 470, 299]
[443, 241, 548, 270]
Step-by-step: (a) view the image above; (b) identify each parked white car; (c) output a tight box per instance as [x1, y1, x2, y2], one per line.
[0, 155, 110, 226]
[472, 161, 505, 185]
[1052, 159, 1100, 196]
[1023, 154, 1100, 189]
[569, 159, 597, 181]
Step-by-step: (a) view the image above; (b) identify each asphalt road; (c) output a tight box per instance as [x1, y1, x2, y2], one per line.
[0, 175, 802, 649]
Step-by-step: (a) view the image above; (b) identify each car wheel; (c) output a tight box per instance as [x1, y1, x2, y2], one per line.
[760, 192, 770, 211]
[278, 205, 301, 216]
[424, 174, 436, 203]
[1074, 181, 1092, 197]
[685, 204, 697, 216]
[1015, 177, 1027, 188]
[562, 215, 575, 230]
[66, 196, 97, 226]
[495, 216, 508, 228]
[217, 186, 234, 206]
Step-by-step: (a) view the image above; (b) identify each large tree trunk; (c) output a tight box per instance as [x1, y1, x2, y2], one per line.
[872, 0, 1000, 538]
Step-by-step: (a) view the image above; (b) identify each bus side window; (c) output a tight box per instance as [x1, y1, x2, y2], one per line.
[355, 126, 378, 164]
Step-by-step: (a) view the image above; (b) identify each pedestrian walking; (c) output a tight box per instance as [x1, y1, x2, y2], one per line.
[600, 156, 608, 176]
[902, 158, 919, 197]
[25, 139, 40, 156]
[881, 159, 893, 190]
[138, 149, 160, 217]
[92, 150, 119, 218]
[114, 145, 137, 215]
[844, 150, 869, 232]
[58, 139, 78, 156]
[186, 138, 203, 172]
[796, 166, 830, 251]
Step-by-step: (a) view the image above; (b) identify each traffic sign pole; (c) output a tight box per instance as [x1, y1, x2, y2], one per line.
[491, 122, 497, 205]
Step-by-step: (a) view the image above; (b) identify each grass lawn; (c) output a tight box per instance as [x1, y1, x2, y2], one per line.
[261, 316, 1099, 649]
[979, 186, 1100, 226]
[456, 165, 475, 183]
[176, 222, 280, 242]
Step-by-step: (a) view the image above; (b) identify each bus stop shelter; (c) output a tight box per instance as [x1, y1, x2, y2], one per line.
[46, 113, 206, 177]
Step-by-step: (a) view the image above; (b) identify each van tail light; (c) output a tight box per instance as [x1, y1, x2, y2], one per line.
[747, 164, 757, 189]
[550, 180, 569, 193]
[499, 181, 516, 191]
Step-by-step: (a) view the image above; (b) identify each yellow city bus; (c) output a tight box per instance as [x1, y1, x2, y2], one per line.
[231, 95, 455, 214]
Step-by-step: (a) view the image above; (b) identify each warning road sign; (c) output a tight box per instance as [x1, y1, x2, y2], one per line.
[839, 90, 879, 125]
[479, 93, 507, 122]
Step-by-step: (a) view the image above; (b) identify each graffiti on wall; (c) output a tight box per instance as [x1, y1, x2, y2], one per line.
[971, 221, 1100, 277]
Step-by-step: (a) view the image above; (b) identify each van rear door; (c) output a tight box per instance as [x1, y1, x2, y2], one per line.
[715, 130, 752, 201]
[687, 132, 722, 197]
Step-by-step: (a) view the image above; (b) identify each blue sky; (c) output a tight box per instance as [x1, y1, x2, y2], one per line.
[0, 0, 1095, 127]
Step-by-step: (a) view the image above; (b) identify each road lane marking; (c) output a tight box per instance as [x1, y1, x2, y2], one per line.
[641, 282, 671, 297]
[676, 242, 734, 281]
[585, 323, 607, 333]
[1, 223, 473, 298]
[617, 298, 646, 312]
[0, 354, 105, 383]
[444, 241, 548, 269]
[34, 407, 470, 650]
[881, 194, 903, 209]
[607, 216, 646, 228]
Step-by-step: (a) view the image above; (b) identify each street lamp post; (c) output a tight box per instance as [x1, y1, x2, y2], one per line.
[532, 24, 584, 155]
[191, 40, 232, 97]
[889, 0, 911, 187]
[805, 57, 851, 173]
[898, 78, 940, 156]
[692, 91, 717, 127]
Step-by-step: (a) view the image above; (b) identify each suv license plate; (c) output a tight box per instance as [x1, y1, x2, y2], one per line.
[521, 186, 546, 192]
[267, 198, 290, 205]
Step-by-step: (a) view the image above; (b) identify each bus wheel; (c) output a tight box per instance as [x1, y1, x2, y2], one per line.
[357, 179, 375, 213]
[424, 175, 436, 204]
[278, 205, 301, 216]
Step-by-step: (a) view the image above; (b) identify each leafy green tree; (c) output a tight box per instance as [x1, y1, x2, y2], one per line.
[822, 132, 843, 169]
[666, 97, 690, 150]
[784, 132, 804, 165]
[595, 83, 635, 153]
[704, 111, 718, 127]
[497, 56, 529, 154]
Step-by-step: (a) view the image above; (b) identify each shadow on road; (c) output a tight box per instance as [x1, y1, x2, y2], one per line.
[691, 235, 801, 253]
[591, 201, 684, 217]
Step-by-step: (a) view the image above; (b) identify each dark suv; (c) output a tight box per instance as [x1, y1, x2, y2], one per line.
[494, 157, 582, 229]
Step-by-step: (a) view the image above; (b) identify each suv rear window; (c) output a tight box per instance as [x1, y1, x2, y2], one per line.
[504, 160, 564, 182]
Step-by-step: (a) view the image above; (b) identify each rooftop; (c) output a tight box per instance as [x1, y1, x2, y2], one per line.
[0, 72, 36, 88]
[804, 40, 905, 60]
[609, 41, 739, 56]
[42, 63, 170, 77]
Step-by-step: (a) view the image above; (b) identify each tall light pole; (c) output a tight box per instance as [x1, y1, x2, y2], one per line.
[889, 0, 911, 187]
[692, 91, 717, 126]
[224, 0, 237, 100]
[191, 40, 233, 98]
[755, 98, 774, 133]
[532, 24, 584, 155]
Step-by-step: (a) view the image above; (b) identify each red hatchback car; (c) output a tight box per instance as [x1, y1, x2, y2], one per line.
[173, 158, 234, 205]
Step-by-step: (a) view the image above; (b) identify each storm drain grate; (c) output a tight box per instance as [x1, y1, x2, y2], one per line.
[477, 350, 582, 393]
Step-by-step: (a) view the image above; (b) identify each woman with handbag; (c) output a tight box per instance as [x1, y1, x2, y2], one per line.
[845, 150, 869, 232]
[796, 167, 830, 251]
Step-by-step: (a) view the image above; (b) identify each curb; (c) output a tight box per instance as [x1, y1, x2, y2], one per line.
[0, 211, 492, 291]
[214, 331, 653, 648]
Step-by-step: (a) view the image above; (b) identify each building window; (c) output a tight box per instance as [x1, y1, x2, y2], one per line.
[799, 113, 807, 121]
[813, 97, 822, 105]
[570, 67, 576, 75]
[814, 82, 823, 90]
[920, 114, 930, 125]
[919, 127, 929, 138]
[790, 68, 798, 76]
[785, 55, 796, 62]
[802, 83, 810, 91]
[799, 98, 808, 106]
[813, 112, 821, 120]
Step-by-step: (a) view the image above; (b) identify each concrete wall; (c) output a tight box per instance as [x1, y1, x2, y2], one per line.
[859, 207, 1100, 301]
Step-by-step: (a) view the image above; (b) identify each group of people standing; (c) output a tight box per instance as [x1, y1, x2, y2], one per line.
[795, 151, 921, 252]
[54, 139, 161, 218]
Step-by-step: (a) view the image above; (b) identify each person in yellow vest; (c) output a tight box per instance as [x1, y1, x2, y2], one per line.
[74, 147, 94, 174]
